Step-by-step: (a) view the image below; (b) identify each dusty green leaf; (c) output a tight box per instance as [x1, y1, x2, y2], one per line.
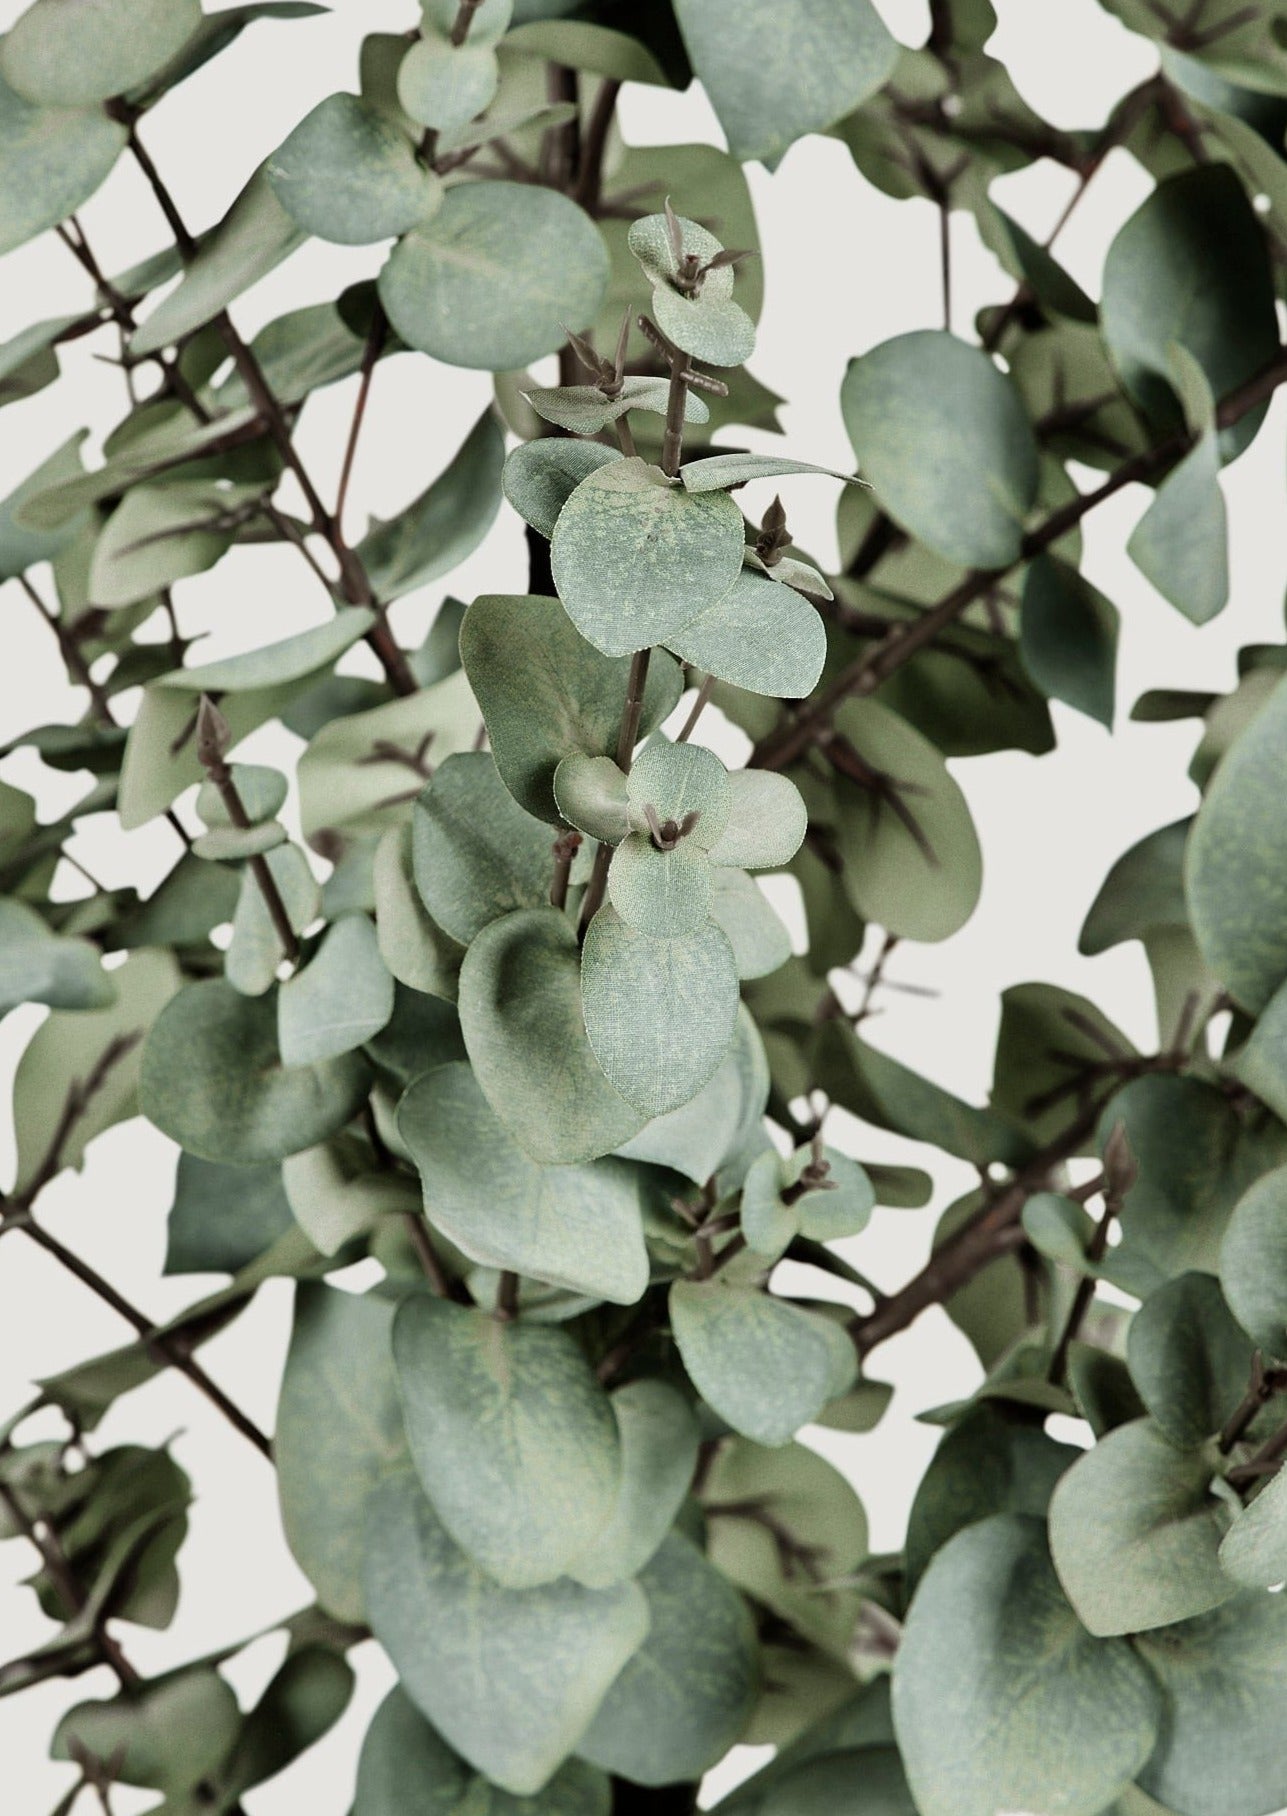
[1020, 554, 1119, 725]
[1048, 1418, 1233, 1635]
[268, 91, 442, 244]
[413, 751, 555, 946]
[581, 907, 740, 1117]
[393, 1295, 621, 1588]
[667, 568, 827, 700]
[363, 1470, 647, 1797]
[2, 0, 201, 107]
[841, 331, 1038, 570]
[140, 978, 370, 1163]
[379, 181, 608, 370]
[277, 915, 394, 1066]
[670, 1277, 855, 1446]
[892, 1515, 1161, 1816]
[502, 439, 621, 540]
[357, 410, 504, 602]
[551, 458, 746, 657]
[1127, 1272, 1255, 1449]
[0, 899, 114, 1017]
[674, 0, 895, 165]
[398, 1061, 649, 1304]
[0, 70, 126, 255]
[578, 1532, 758, 1785]
[459, 907, 643, 1164]
[570, 1380, 700, 1589]
[275, 1283, 409, 1624]
[460, 592, 681, 822]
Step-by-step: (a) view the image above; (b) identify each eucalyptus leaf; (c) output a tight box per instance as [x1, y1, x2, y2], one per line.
[461, 593, 681, 821]
[379, 182, 609, 370]
[275, 1284, 409, 1624]
[0, 70, 126, 257]
[570, 1380, 700, 1589]
[578, 1532, 758, 1785]
[459, 907, 644, 1164]
[355, 1688, 611, 1816]
[398, 1061, 649, 1304]
[140, 979, 370, 1163]
[841, 331, 1038, 570]
[670, 1277, 856, 1447]
[581, 908, 740, 1116]
[892, 1515, 1161, 1816]
[268, 92, 442, 243]
[552, 458, 747, 657]
[363, 1471, 648, 1797]
[413, 752, 556, 946]
[357, 409, 504, 602]
[667, 569, 827, 700]
[277, 914, 394, 1065]
[2, 0, 202, 107]
[393, 1295, 621, 1588]
[672, 0, 896, 165]
[1048, 1419, 1233, 1636]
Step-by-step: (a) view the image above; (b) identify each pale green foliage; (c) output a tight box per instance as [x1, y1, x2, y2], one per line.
[6, 3, 1287, 1812]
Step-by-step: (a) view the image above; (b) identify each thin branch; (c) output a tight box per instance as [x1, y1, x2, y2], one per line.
[676, 675, 714, 743]
[756, 344, 1287, 772]
[196, 698, 300, 968]
[335, 303, 387, 528]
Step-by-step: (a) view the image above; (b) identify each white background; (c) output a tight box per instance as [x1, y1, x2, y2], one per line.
[1, 0, 1283, 1808]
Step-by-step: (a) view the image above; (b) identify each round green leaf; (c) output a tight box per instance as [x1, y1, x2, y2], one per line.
[0, 899, 114, 1016]
[710, 869, 792, 980]
[669, 1277, 855, 1447]
[841, 331, 1039, 569]
[1047, 1418, 1234, 1636]
[553, 755, 631, 844]
[458, 908, 644, 1164]
[672, 0, 896, 166]
[1133, 1590, 1287, 1816]
[460, 593, 682, 822]
[0, 70, 126, 257]
[1187, 672, 1287, 1012]
[393, 1295, 621, 1589]
[580, 908, 740, 1116]
[616, 1004, 770, 1185]
[140, 979, 370, 1163]
[502, 440, 621, 540]
[1126, 1272, 1254, 1449]
[362, 1471, 647, 1798]
[2, 0, 201, 107]
[413, 752, 556, 947]
[397, 36, 499, 131]
[1220, 1162, 1287, 1359]
[267, 92, 442, 244]
[551, 458, 746, 657]
[397, 1061, 649, 1305]
[1219, 1462, 1287, 1589]
[607, 835, 711, 937]
[569, 1380, 701, 1589]
[667, 569, 827, 699]
[355, 1688, 610, 1816]
[378, 182, 609, 371]
[830, 698, 982, 943]
[892, 1515, 1161, 1816]
[1020, 554, 1119, 726]
[626, 737, 732, 850]
[707, 770, 808, 871]
[275, 1285, 409, 1624]
[52, 1668, 240, 1794]
[1101, 164, 1278, 460]
[578, 1531, 759, 1785]
[277, 914, 394, 1066]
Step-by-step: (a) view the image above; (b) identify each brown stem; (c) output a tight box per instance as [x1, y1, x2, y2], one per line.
[335, 304, 387, 527]
[575, 79, 622, 212]
[1220, 1354, 1287, 1454]
[196, 707, 300, 967]
[850, 1101, 1102, 1357]
[0, 1483, 140, 1692]
[676, 675, 714, 744]
[18, 577, 118, 725]
[577, 649, 653, 936]
[450, 0, 485, 46]
[1228, 1416, 1287, 1493]
[1047, 1190, 1119, 1384]
[757, 345, 1287, 772]
[495, 1270, 520, 1322]
[403, 1213, 453, 1299]
[661, 349, 690, 479]
[549, 830, 581, 911]
[17, 1221, 273, 1460]
[125, 130, 418, 699]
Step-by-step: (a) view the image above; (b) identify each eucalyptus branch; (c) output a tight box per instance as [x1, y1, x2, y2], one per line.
[757, 344, 1287, 772]
[196, 697, 300, 968]
[124, 128, 418, 698]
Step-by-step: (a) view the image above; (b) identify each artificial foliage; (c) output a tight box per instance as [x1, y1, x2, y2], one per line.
[6, 1, 1287, 1813]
